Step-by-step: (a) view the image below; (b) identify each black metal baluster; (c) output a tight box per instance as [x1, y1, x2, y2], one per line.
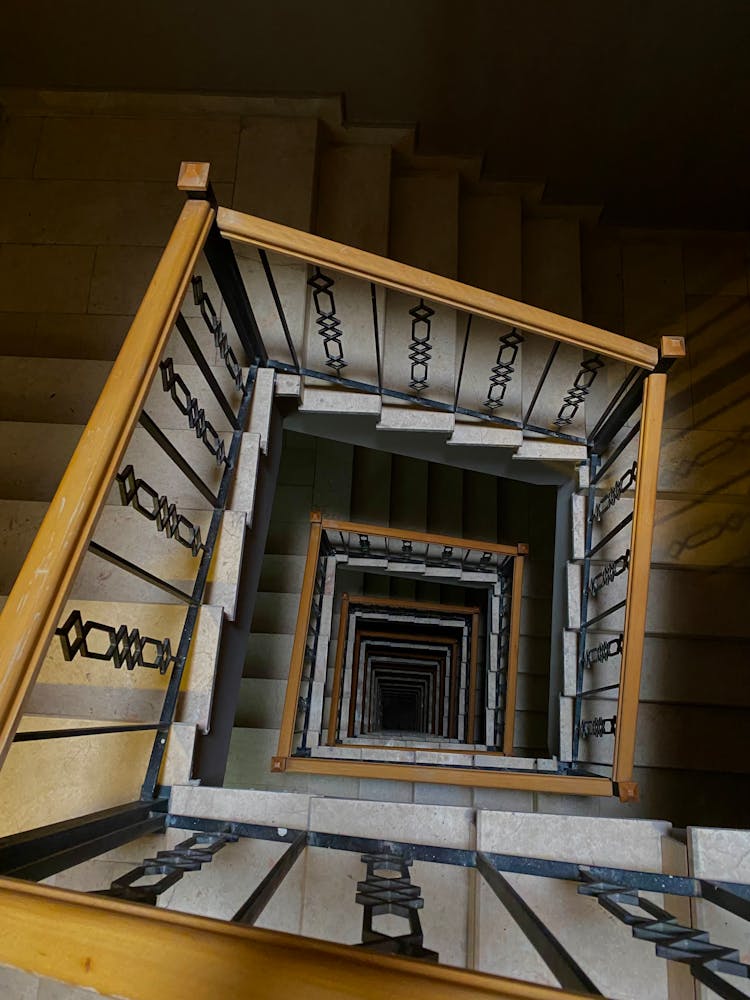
[138, 410, 219, 508]
[258, 248, 300, 371]
[453, 314, 472, 411]
[371, 282, 383, 394]
[176, 311, 240, 428]
[523, 341, 559, 428]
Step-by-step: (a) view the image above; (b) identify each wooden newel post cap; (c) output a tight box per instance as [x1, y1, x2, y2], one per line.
[659, 335, 686, 359]
[517, 543, 529, 555]
[177, 161, 211, 193]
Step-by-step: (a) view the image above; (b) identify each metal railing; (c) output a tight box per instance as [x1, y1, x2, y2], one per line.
[1, 804, 747, 999]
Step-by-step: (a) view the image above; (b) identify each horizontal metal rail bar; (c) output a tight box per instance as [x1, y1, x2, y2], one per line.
[579, 684, 620, 699]
[167, 815, 750, 904]
[581, 599, 627, 630]
[0, 800, 168, 881]
[13, 723, 167, 742]
[88, 541, 196, 605]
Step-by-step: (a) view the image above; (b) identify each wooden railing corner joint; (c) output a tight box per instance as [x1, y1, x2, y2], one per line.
[271, 756, 288, 773]
[177, 161, 217, 207]
[615, 780, 640, 804]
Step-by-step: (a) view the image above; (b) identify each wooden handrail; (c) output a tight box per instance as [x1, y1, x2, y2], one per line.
[325, 591, 350, 746]
[0, 197, 214, 769]
[347, 594, 481, 614]
[218, 206, 659, 369]
[612, 373, 667, 790]
[0, 877, 588, 1000]
[502, 555, 525, 755]
[322, 517, 521, 557]
[277, 511, 324, 758]
[280, 755, 613, 796]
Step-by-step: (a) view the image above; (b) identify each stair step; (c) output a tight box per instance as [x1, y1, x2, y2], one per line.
[0, 500, 245, 618]
[0, 422, 261, 523]
[29, 599, 222, 731]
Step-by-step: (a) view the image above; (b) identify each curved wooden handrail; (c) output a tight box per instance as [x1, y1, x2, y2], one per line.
[218, 206, 659, 369]
[0, 197, 215, 768]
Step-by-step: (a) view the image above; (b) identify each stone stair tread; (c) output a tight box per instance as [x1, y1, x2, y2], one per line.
[0, 499, 245, 619]
[0, 421, 261, 524]
[28, 599, 223, 731]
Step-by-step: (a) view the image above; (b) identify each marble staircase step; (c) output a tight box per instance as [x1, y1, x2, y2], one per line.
[0, 421, 260, 523]
[27, 598, 223, 732]
[0, 499, 245, 618]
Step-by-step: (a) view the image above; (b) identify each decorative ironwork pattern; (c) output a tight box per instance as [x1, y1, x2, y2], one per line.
[116, 465, 204, 556]
[585, 634, 624, 667]
[408, 299, 435, 392]
[191, 276, 243, 389]
[308, 268, 347, 371]
[355, 853, 438, 960]
[159, 357, 228, 467]
[589, 550, 630, 597]
[100, 833, 237, 905]
[56, 610, 177, 675]
[578, 870, 750, 994]
[579, 715, 617, 739]
[484, 328, 524, 410]
[594, 461, 638, 521]
[554, 354, 604, 426]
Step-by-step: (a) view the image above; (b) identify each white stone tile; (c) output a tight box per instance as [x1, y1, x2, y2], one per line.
[310, 797, 474, 849]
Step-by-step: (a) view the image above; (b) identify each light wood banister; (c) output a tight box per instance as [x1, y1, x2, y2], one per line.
[0, 877, 587, 1000]
[502, 554, 525, 756]
[218, 206, 659, 369]
[612, 372, 667, 789]
[276, 511, 324, 758]
[0, 197, 214, 769]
